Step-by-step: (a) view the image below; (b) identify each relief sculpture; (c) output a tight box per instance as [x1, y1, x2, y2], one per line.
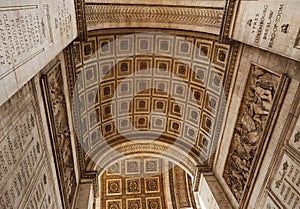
[43, 62, 77, 208]
[223, 65, 280, 201]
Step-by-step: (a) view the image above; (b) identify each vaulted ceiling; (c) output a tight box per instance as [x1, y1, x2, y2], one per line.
[99, 157, 196, 209]
[70, 29, 235, 175]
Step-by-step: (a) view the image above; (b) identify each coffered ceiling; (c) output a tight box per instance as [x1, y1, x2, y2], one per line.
[70, 29, 233, 173]
[100, 157, 195, 209]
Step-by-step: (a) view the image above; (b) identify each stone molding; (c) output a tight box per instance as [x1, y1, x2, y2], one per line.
[209, 41, 241, 168]
[219, 0, 240, 43]
[85, 3, 223, 29]
[41, 61, 77, 209]
[63, 45, 99, 198]
[89, 140, 199, 176]
[74, 0, 87, 41]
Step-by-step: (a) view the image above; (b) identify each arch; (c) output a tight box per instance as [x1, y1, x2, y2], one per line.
[86, 139, 200, 177]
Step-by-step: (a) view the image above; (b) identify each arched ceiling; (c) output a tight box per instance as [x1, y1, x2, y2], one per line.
[99, 157, 196, 209]
[70, 29, 233, 173]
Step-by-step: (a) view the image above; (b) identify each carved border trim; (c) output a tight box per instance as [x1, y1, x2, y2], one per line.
[74, 0, 87, 41]
[188, 173, 197, 208]
[85, 3, 223, 28]
[209, 41, 241, 168]
[168, 162, 178, 209]
[89, 141, 199, 176]
[63, 45, 99, 197]
[219, 0, 240, 43]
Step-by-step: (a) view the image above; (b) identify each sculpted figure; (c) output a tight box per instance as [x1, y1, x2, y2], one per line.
[252, 85, 272, 102]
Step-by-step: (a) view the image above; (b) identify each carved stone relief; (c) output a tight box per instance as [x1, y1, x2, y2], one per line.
[42, 62, 77, 208]
[223, 65, 281, 201]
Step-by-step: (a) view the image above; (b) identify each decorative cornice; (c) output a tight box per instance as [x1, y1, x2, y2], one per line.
[91, 142, 199, 176]
[219, 0, 240, 43]
[209, 41, 241, 168]
[74, 0, 87, 41]
[63, 45, 76, 101]
[85, 3, 223, 28]
[63, 45, 85, 176]
[63, 45, 99, 198]
[193, 165, 212, 192]
[81, 171, 99, 198]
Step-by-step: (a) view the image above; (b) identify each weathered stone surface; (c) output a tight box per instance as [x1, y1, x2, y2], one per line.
[223, 65, 280, 201]
[232, 1, 300, 61]
[0, 0, 77, 106]
[41, 61, 77, 209]
[0, 81, 60, 209]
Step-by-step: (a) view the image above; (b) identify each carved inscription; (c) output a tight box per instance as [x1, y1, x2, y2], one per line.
[289, 126, 300, 153]
[0, 7, 46, 73]
[233, 1, 300, 61]
[24, 166, 57, 209]
[263, 196, 280, 209]
[249, 4, 285, 48]
[270, 153, 300, 209]
[223, 65, 280, 201]
[54, 0, 73, 40]
[0, 111, 37, 182]
[0, 83, 45, 209]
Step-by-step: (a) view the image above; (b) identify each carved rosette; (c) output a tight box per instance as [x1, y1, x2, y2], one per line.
[42, 62, 77, 208]
[223, 65, 280, 201]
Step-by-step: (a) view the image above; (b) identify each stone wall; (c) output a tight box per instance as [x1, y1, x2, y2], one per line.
[231, 0, 300, 62]
[0, 75, 62, 208]
[40, 52, 81, 209]
[0, 0, 78, 106]
[214, 44, 300, 208]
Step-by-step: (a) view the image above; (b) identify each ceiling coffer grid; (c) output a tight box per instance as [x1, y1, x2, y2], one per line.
[71, 31, 231, 167]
